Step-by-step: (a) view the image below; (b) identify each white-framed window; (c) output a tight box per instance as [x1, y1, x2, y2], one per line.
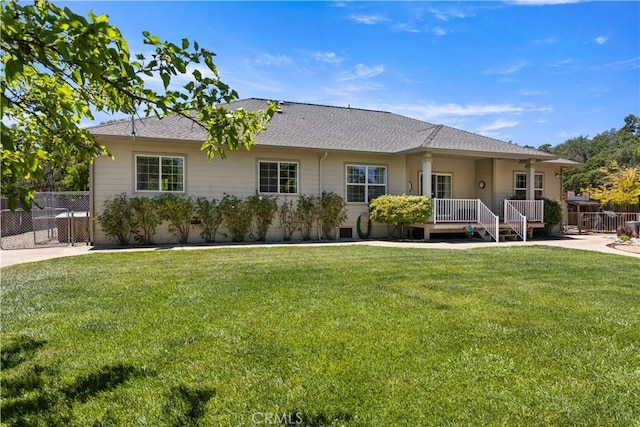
[346, 165, 387, 203]
[135, 154, 184, 192]
[514, 172, 543, 198]
[258, 161, 298, 194]
[418, 172, 452, 198]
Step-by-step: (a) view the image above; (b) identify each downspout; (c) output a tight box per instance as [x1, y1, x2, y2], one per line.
[89, 159, 95, 245]
[318, 152, 328, 239]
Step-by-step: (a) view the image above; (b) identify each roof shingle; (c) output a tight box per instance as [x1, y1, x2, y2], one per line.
[89, 98, 557, 160]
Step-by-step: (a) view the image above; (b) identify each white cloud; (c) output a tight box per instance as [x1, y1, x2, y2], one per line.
[339, 64, 385, 80]
[477, 119, 520, 132]
[396, 22, 422, 33]
[508, 0, 581, 5]
[325, 82, 384, 98]
[432, 27, 448, 36]
[533, 37, 556, 45]
[484, 61, 528, 75]
[595, 35, 608, 45]
[349, 14, 389, 25]
[428, 7, 472, 21]
[595, 57, 640, 71]
[517, 90, 547, 96]
[251, 53, 293, 67]
[389, 102, 553, 121]
[355, 64, 384, 78]
[313, 51, 343, 64]
[558, 130, 581, 139]
[545, 58, 580, 71]
[547, 58, 574, 66]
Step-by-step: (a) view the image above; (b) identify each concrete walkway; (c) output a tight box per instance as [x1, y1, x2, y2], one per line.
[1, 233, 638, 269]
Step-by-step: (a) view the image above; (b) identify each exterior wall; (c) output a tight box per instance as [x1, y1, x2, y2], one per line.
[475, 158, 494, 209]
[404, 155, 476, 198]
[92, 138, 408, 244]
[92, 137, 567, 245]
[327, 152, 407, 240]
[494, 159, 564, 214]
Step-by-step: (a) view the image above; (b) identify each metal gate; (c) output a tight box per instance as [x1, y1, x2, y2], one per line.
[0, 192, 90, 249]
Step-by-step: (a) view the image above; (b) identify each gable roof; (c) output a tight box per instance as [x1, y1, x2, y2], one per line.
[89, 98, 557, 160]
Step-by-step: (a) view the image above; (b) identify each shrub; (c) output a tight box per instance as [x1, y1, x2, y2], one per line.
[247, 193, 278, 242]
[279, 199, 299, 241]
[219, 194, 252, 242]
[195, 197, 223, 243]
[130, 197, 160, 245]
[297, 194, 320, 240]
[155, 194, 195, 244]
[97, 193, 136, 246]
[319, 191, 348, 240]
[539, 197, 562, 237]
[510, 194, 562, 237]
[369, 195, 431, 238]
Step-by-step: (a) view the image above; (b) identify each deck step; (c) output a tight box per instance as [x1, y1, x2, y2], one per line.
[499, 233, 520, 241]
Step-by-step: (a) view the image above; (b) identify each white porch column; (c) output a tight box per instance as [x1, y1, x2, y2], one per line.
[526, 160, 536, 200]
[422, 153, 432, 197]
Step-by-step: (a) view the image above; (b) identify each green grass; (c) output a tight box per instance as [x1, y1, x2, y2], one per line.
[1, 246, 639, 426]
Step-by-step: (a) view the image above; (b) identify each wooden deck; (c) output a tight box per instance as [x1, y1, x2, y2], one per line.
[410, 221, 546, 242]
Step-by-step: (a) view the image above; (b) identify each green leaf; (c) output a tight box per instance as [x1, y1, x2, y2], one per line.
[4, 57, 23, 83]
[161, 72, 170, 89]
[181, 38, 189, 50]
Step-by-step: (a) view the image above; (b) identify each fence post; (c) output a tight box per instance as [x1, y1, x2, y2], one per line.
[577, 212, 583, 234]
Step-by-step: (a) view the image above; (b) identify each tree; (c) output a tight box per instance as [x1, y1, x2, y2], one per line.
[586, 161, 640, 206]
[551, 115, 640, 192]
[1, 0, 277, 210]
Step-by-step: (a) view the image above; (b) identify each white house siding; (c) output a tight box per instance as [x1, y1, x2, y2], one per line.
[475, 158, 494, 209]
[320, 152, 407, 240]
[92, 137, 567, 245]
[494, 159, 564, 215]
[404, 155, 477, 199]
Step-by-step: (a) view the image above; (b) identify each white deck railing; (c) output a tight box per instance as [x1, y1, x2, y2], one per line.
[432, 199, 479, 223]
[432, 199, 499, 242]
[507, 200, 544, 222]
[477, 200, 499, 242]
[504, 200, 528, 242]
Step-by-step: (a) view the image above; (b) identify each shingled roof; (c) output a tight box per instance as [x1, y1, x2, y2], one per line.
[89, 98, 557, 160]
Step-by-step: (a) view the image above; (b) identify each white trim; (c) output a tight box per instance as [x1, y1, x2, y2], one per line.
[514, 171, 543, 198]
[419, 172, 452, 198]
[346, 164, 387, 203]
[258, 160, 299, 195]
[134, 154, 185, 193]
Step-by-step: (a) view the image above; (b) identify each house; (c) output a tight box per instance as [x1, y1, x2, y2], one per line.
[88, 98, 578, 244]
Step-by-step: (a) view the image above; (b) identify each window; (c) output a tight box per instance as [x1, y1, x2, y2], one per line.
[418, 173, 452, 198]
[432, 174, 452, 198]
[346, 165, 387, 203]
[136, 155, 184, 192]
[514, 172, 543, 198]
[259, 161, 298, 194]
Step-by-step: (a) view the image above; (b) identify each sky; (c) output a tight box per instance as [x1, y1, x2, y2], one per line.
[67, 1, 639, 149]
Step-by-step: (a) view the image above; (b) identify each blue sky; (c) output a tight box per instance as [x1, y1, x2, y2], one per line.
[69, 1, 639, 148]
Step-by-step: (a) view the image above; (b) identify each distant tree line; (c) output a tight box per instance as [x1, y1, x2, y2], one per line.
[539, 114, 640, 206]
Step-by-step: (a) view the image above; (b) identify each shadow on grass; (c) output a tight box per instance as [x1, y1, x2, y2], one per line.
[1, 335, 147, 426]
[163, 384, 216, 427]
[0, 335, 46, 370]
[64, 363, 143, 403]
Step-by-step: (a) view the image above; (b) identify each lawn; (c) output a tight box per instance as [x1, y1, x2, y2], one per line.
[1, 246, 639, 426]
